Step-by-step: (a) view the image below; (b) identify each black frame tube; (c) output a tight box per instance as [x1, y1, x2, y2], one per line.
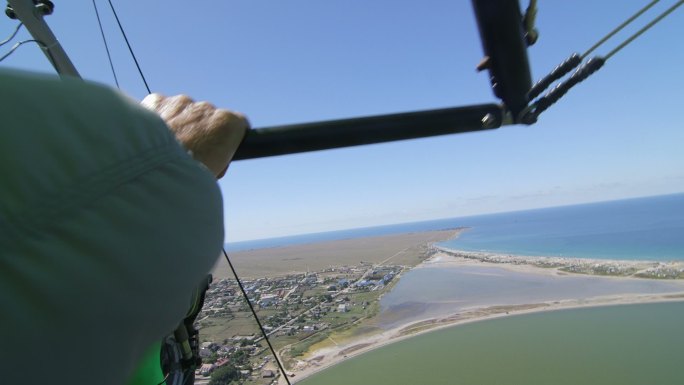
[234, 104, 504, 160]
[11, 0, 532, 161]
[472, 0, 532, 119]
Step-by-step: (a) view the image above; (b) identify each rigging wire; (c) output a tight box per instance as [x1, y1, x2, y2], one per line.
[0, 22, 23, 47]
[529, 0, 663, 100]
[581, 0, 660, 59]
[222, 248, 292, 385]
[525, 0, 684, 122]
[0, 39, 50, 63]
[106, 0, 151, 93]
[92, 0, 120, 88]
[604, 0, 684, 60]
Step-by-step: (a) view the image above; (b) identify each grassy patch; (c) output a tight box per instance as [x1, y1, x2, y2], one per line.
[199, 313, 260, 343]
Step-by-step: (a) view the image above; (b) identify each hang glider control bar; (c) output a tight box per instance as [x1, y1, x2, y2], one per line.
[232, 104, 507, 160]
[234, 0, 532, 159]
[6, 0, 533, 160]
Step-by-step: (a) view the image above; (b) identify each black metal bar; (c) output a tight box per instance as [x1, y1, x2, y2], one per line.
[233, 104, 504, 160]
[7, 0, 80, 78]
[471, 0, 532, 120]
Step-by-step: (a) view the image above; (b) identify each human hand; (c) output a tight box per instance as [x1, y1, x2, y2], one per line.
[141, 94, 249, 178]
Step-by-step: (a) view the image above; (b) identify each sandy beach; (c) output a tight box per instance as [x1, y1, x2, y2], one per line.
[290, 251, 684, 383]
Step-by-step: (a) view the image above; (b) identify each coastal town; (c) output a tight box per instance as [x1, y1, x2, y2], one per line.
[194, 262, 405, 384]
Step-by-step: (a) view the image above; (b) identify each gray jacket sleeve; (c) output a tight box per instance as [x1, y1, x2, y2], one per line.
[0, 69, 223, 385]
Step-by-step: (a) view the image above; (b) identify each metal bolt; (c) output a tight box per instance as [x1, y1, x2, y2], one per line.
[481, 113, 497, 128]
[36, 1, 54, 16]
[5, 5, 17, 19]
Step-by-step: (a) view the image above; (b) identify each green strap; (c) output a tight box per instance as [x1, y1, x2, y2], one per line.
[127, 341, 165, 385]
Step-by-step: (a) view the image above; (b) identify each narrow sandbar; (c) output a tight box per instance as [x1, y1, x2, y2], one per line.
[291, 251, 684, 383]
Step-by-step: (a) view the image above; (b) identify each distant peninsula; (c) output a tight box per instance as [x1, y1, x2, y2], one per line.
[436, 247, 684, 279]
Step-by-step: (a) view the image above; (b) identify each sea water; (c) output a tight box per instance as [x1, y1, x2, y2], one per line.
[438, 193, 684, 261]
[228, 193, 684, 261]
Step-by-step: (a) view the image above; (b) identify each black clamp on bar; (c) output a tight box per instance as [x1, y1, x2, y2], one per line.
[521, 57, 605, 124]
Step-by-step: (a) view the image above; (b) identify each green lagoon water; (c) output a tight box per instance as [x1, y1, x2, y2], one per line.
[299, 302, 684, 385]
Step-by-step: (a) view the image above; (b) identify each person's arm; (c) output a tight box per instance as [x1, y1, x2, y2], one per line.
[0, 69, 246, 385]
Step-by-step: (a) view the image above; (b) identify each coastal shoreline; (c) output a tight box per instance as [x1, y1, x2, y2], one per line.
[290, 251, 684, 383]
[433, 247, 684, 279]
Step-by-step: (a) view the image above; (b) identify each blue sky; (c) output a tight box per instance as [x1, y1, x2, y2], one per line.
[2, 1, 683, 241]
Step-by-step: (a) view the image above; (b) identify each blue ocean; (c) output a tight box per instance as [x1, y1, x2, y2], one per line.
[227, 193, 684, 261]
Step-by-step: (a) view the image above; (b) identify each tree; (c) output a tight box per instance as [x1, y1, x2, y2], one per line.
[209, 364, 239, 385]
[231, 349, 249, 366]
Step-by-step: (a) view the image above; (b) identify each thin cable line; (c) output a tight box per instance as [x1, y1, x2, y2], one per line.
[524, 0, 684, 123]
[582, 0, 660, 59]
[605, 0, 684, 60]
[92, 0, 119, 88]
[106, 0, 151, 93]
[0, 22, 23, 47]
[0, 39, 46, 62]
[222, 248, 292, 385]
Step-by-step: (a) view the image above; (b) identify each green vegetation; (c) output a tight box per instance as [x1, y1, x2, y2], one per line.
[290, 331, 329, 357]
[199, 315, 260, 343]
[209, 364, 240, 385]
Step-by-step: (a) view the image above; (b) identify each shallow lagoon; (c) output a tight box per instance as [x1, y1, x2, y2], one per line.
[378, 264, 684, 328]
